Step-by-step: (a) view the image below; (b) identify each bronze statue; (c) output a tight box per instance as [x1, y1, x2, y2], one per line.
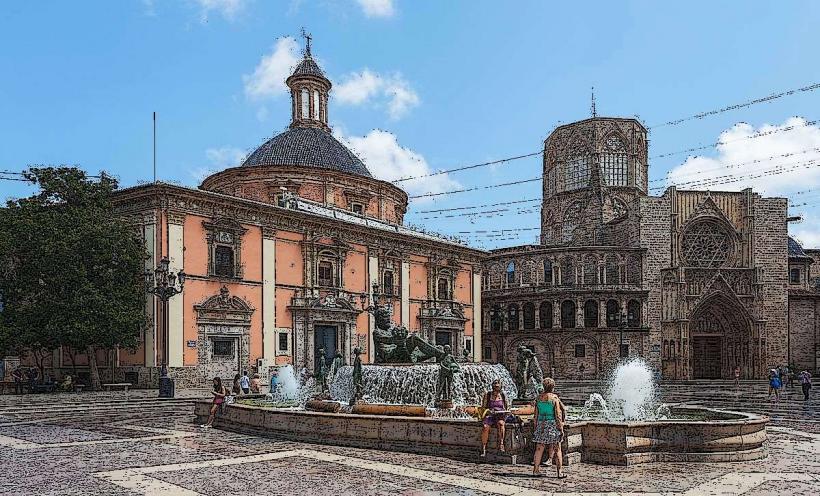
[369, 303, 443, 364]
[515, 347, 544, 400]
[436, 344, 461, 406]
[315, 347, 328, 393]
[330, 350, 345, 379]
[514, 345, 528, 395]
[351, 346, 363, 405]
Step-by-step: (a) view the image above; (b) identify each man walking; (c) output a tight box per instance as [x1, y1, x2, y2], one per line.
[11, 366, 24, 395]
[239, 371, 250, 395]
[799, 370, 812, 401]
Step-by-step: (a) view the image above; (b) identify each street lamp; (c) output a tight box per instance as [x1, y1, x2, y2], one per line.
[618, 307, 628, 358]
[145, 257, 185, 398]
[489, 307, 507, 365]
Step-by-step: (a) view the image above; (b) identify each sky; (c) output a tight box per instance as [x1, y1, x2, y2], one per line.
[2, 1, 820, 249]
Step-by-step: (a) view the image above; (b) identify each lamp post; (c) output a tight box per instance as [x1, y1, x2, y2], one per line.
[618, 307, 628, 358]
[489, 307, 507, 366]
[145, 257, 185, 398]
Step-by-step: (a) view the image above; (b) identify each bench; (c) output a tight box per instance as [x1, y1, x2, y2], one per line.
[32, 383, 57, 394]
[102, 383, 132, 392]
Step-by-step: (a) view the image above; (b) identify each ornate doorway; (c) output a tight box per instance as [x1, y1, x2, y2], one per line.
[689, 295, 751, 379]
[314, 325, 338, 370]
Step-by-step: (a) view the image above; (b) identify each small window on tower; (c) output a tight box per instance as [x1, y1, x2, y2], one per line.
[351, 203, 364, 215]
[300, 88, 309, 118]
[312, 90, 320, 119]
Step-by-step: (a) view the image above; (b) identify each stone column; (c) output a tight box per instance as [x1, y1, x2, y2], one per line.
[575, 298, 584, 328]
[553, 300, 561, 329]
[472, 270, 482, 363]
[599, 300, 607, 328]
[167, 211, 185, 368]
[368, 253, 379, 362]
[262, 228, 277, 361]
[401, 260, 410, 328]
[143, 213, 157, 368]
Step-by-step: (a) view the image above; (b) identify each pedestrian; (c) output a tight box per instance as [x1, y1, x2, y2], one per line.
[532, 378, 566, 479]
[783, 365, 791, 391]
[250, 373, 261, 394]
[799, 370, 812, 401]
[733, 365, 741, 390]
[239, 370, 250, 394]
[479, 379, 509, 458]
[768, 368, 781, 402]
[269, 369, 279, 394]
[232, 373, 242, 395]
[201, 377, 227, 428]
[26, 367, 39, 393]
[11, 366, 24, 395]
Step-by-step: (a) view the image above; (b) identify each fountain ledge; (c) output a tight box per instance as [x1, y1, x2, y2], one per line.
[194, 402, 768, 466]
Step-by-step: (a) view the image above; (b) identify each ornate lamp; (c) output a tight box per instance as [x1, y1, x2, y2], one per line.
[145, 256, 186, 398]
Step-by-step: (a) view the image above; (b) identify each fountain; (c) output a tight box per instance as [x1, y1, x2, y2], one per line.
[193, 305, 768, 466]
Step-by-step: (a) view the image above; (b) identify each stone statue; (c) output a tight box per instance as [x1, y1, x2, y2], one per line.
[329, 350, 345, 380]
[370, 303, 443, 364]
[524, 349, 544, 398]
[436, 345, 461, 407]
[315, 347, 328, 393]
[351, 347, 363, 406]
[460, 347, 471, 362]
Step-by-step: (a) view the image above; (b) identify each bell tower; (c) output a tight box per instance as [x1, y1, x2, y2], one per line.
[286, 30, 331, 131]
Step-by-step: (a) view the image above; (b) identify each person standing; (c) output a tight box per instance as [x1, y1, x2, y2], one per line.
[250, 373, 261, 394]
[202, 377, 227, 428]
[232, 373, 242, 395]
[11, 366, 24, 395]
[768, 369, 781, 402]
[733, 365, 741, 390]
[239, 371, 250, 395]
[799, 370, 812, 401]
[532, 378, 566, 479]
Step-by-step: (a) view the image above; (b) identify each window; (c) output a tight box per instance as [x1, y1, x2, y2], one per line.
[561, 300, 576, 328]
[437, 278, 450, 300]
[318, 261, 334, 287]
[584, 300, 598, 328]
[491, 305, 502, 332]
[539, 301, 553, 329]
[681, 220, 733, 268]
[543, 260, 553, 285]
[483, 345, 492, 360]
[602, 153, 628, 186]
[619, 344, 629, 358]
[790, 268, 801, 284]
[561, 257, 575, 287]
[605, 256, 619, 285]
[435, 331, 451, 346]
[214, 246, 235, 277]
[300, 88, 309, 118]
[574, 344, 586, 358]
[506, 262, 516, 284]
[212, 339, 234, 357]
[312, 90, 320, 119]
[606, 300, 620, 327]
[383, 271, 394, 295]
[627, 300, 641, 327]
[523, 302, 535, 329]
[565, 156, 590, 190]
[351, 203, 364, 215]
[278, 332, 289, 352]
[508, 304, 520, 331]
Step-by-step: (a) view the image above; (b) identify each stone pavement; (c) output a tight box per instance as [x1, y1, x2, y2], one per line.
[0, 384, 817, 495]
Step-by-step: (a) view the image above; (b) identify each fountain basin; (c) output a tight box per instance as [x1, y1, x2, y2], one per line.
[194, 402, 767, 466]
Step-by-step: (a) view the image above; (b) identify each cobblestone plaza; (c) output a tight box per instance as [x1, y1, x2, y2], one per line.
[0, 385, 817, 495]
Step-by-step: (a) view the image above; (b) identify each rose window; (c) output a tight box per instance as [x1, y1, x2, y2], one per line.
[681, 220, 734, 268]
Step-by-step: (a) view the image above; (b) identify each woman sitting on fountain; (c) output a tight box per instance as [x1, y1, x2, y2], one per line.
[532, 377, 566, 478]
[480, 379, 510, 457]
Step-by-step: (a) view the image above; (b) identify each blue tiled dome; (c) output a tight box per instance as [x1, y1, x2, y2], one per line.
[241, 127, 372, 177]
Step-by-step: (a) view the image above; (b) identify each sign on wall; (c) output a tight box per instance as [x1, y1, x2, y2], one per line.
[186, 340, 197, 348]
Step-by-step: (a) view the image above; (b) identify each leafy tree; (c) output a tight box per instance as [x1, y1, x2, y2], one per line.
[0, 167, 147, 390]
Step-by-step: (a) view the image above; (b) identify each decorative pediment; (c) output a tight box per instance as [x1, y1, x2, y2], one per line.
[195, 286, 254, 326]
[686, 196, 736, 229]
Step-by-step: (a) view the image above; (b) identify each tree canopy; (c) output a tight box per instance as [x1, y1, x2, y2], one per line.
[0, 167, 148, 389]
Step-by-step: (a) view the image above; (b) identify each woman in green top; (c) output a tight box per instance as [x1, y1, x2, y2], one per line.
[531, 377, 566, 478]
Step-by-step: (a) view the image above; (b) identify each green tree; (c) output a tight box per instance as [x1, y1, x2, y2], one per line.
[0, 167, 147, 390]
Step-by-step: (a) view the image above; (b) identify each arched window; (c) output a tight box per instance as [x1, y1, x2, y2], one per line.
[312, 90, 320, 119]
[584, 300, 598, 328]
[584, 256, 597, 286]
[383, 270, 394, 296]
[605, 255, 619, 285]
[490, 304, 502, 332]
[539, 301, 553, 329]
[543, 260, 553, 286]
[506, 262, 516, 284]
[602, 134, 628, 186]
[508, 304, 520, 331]
[318, 260, 334, 287]
[523, 302, 535, 329]
[606, 299, 620, 327]
[437, 278, 449, 300]
[627, 300, 641, 327]
[300, 88, 310, 118]
[560, 300, 576, 328]
[561, 257, 575, 287]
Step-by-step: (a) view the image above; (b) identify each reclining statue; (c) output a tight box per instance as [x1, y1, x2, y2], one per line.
[370, 303, 444, 364]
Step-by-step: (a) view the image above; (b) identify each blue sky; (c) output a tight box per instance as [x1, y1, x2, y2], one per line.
[2, 1, 820, 248]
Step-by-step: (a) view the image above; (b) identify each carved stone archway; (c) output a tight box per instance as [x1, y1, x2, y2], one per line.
[688, 292, 754, 379]
[289, 289, 362, 373]
[194, 286, 254, 385]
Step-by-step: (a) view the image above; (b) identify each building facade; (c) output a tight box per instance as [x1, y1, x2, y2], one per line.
[481, 116, 818, 380]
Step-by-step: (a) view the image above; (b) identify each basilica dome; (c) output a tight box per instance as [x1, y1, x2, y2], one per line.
[241, 126, 372, 178]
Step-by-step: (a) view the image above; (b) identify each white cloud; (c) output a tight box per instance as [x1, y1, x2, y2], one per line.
[243, 37, 300, 100]
[356, 0, 395, 18]
[666, 117, 820, 196]
[334, 69, 419, 119]
[334, 129, 458, 201]
[194, 0, 247, 23]
[206, 146, 247, 168]
[256, 106, 270, 122]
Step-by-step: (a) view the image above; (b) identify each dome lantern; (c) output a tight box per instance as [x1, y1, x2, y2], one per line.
[286, 30, 331, 132]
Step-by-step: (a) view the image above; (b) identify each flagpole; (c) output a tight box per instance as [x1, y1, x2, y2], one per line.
[153, 111, 157, 183]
